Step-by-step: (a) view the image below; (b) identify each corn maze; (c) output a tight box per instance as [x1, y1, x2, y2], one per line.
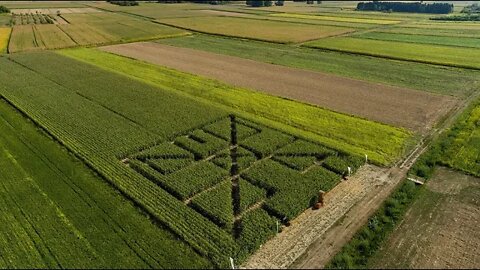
[124, 115, 364, 261]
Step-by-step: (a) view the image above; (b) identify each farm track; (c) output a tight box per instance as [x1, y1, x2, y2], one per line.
[101, 42, 457, 134]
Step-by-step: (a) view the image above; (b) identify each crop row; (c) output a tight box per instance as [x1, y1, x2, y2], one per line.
[0, 56, 237, 267]
[242, 159, 344, 221]
[175, 129, 230, 160]
[190, 180, 234, 230]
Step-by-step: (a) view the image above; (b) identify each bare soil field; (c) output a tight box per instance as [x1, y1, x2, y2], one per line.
[242, 164, 399, 268]
[101, 42, 458, 133]
[368, 167, 480, 269]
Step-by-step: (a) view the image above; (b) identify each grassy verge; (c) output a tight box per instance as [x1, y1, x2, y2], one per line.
[411, 98, 480, 179]
[157, 35, 479, 98]
[326, 179, 421, 269]
[59, 47, 412, 165]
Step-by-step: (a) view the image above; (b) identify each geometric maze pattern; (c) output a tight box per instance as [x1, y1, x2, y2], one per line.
[125, 115, 363, 236]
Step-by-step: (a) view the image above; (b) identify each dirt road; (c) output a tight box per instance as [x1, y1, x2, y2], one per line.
[101, 42, 457, 133]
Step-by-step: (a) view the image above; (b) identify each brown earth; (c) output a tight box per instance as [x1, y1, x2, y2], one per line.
[368, 167, 480, 269]
[101, 42, 458, 133]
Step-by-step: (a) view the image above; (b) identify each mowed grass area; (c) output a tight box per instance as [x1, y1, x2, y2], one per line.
[269, 13, 401, 25]
[61, 48, 411, 165]
[8, 12, 189, 53]
[354, 32, 480, 48]
[157, 35, 480, 98]
[0, 99, 210, 268]
[0, 27, 10, 53]
[304, 37, 480, 69]
[157, 16, 354, 43]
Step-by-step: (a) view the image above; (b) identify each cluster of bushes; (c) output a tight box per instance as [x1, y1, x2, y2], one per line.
[356, 1, 453, 14]
[462, 3, 480, 14]
[431, 14, 480, 21]
[107, 0, 139, 6]
[0, 5, 9, 13]
[327, 180, 420, 269]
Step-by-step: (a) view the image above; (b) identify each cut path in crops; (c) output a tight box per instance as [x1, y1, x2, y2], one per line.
[100, 42, 457, 134]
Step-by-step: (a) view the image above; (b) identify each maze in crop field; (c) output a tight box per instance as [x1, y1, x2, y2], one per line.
[123, 115, 364, 257]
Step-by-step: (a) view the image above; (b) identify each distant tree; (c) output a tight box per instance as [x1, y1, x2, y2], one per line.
[275, 0, 284, 6]
[107, 0, 139, 6]
[317, 1, 322, 4]
[0, 5, 10, 13]
[356, 1, 453, 14]
[307, 0, 314, 4]
[246, 0, 272, 7]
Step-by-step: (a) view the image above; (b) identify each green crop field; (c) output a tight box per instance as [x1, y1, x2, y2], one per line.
[0, 98, 209, 268]
[61, 48, 411, 165]
[305, 37, 480, 70]
[269, 13, 401, 25]
[439, 101, 480, 177]
[0, 51, 397, 267]
[157, 16, 354, 43]
[90, 2, 212, 19]
[354, 32, 480, 48]
[375, 27, 480, 38]
[157, 35, 480, 97]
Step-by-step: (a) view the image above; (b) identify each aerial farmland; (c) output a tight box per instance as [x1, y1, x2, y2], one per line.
[0, 0, 478, 269]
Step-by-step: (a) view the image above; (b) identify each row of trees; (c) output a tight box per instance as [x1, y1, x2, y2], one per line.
[107, 0, 139, 6]
[246, 0, 321, 7]
[356, 1, 454, 14]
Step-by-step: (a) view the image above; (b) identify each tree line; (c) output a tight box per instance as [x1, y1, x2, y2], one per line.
[107, 0, 139, 6]
[246, 0, 321, 7]
[356, 1, 454, 14]
[0, 5, 9, 13]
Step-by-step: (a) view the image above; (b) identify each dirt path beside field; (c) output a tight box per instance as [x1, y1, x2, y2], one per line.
[242, 164, 401, 269]
[101, 42, 458, 133]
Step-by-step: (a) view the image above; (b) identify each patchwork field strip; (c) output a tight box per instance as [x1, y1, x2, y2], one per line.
[100, 42, 457, 133]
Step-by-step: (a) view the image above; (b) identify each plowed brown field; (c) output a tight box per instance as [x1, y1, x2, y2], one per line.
[101, 42, 458, 133]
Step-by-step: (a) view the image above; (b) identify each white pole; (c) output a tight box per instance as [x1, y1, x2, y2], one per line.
[365, 154, 368, 163]
[347, 166, 352, 176]
[276, 220, 279, 233]
[230, 257, 235, 270]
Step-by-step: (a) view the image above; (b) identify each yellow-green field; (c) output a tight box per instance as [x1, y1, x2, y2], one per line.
[305, 37, 480, 69]
[0, 27, 10, 53]
[270, 13, 401, 25]
[157, 16, 354, 43]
